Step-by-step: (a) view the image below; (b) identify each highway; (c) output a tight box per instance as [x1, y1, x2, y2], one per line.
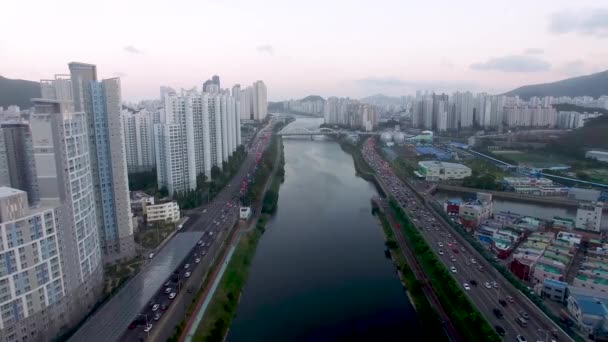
[118, 122, 275, 342]
[362, 137, 567, 342]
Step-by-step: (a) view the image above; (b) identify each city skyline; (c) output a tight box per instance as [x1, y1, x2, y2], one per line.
[2, 0, 608, 101]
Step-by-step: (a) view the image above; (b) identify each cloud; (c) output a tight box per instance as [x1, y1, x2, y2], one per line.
[549, 8, 608, 37]
[470, 55, 551, 72]
[124, 45, 143, 54]
[114, 71, 128, 78]
[524, 48, 544, 55]
[558, 60, 586, 77]
[256, 44, 274, 55]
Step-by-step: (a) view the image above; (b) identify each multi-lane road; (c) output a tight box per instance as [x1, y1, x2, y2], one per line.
[119, 123, 275, 341]
[362, 138, 566, 342]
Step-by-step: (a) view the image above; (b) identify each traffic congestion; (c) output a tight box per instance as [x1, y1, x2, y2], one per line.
[123, 122, 276, 341]
[362, 137, 563, 342]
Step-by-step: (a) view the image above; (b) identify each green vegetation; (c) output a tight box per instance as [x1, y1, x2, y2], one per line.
[193, 228, 263, 341]
[261, 139, 285, 214]
[389, 199, 501, 342]
[128, 168, 157, 192]
[425, 200, 586, 342]
[134, 222, 175, 249]
[374, 209, 447, 341]
[503, 69, 608, 99]
[546, 114, 608, 159]
[338, 139, 375, 181]
[175, 145, 248, 209]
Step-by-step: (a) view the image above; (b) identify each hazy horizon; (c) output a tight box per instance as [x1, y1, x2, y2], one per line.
[2, 0, 608, 101]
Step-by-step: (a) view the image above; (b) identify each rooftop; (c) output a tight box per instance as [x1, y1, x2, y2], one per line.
[0, 186, 24, 198]
[572, 294, 608, 317]
[418, 160, 470, 169]
[544, 278, 568, 289]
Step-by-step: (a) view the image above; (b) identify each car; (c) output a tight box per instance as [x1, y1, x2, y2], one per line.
[450, 266, 457, 273]
[470, 258, 476, 264]
[460, 247, 466, 252]
[493, 308, 503, 319]
[184, 264, 190, 269]
[203, 209, 207, 213]
[437, 242, 443, 247]
[506, 295, 514, 303]
[494, 325, 505, 336]
[450, 256, 456, 262]
[154, 313, 161, 321]
[152, 304, 159, 311]
[477, 265, 484, 272]
[195, 258, 201, 263]
[492, 281, 498, 288]
[149, 252, 154, 259]
[169, 292, 177, 299]
[470, 280, 477, 287]
[499, 299, 507, 307]
[438, 250, 444, 255]
[520, 311, 529, 320]
[516, 335, 527, 342]
[185, 272, 191, 278]
[165, 287, 172, 294]
[129, 321, 138, 329]
[463, 283, 471, 291]
[164, 280, 171, 287]
[484, 282, 492, 289]
[197, 240, 203, 246]
[161, 304, 168, 311]
[144, 324, 153, 332]
[202, 251, 207, 256]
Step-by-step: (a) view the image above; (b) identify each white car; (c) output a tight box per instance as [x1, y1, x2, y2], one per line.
[438, 250, 444, 255]
[185, 272, 191, 278]
[492, 281, 498, 288]
[484, 282, 492, 289]
[450, 256, 456, 262]
[184, 264, 190, 269]
[450, 266, 457, 273]
[169, 292, 176, 299]
[152, 304, 159, 311]
[195, 258, 201, 263]
[154, 313, 161, 321]
[437, 242, 443, 247]
[144, 324, 153, 332]
[463, 283, 471, 291]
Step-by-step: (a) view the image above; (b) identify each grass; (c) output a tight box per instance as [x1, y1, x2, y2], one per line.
[134, 222, 175, 249]
[463, 158, 510, 178]
[375, 209, 447, 341]
[582, 168, 608, 184]
[494, 150, 571, 168]
[192, 228, 262, 341]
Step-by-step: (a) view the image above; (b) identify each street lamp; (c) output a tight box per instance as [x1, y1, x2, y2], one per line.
[138, 313, 149, 338]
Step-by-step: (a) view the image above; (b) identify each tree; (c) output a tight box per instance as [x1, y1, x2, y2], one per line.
[211, 166, 222, 180]
[158, 187, 169, 197]
[196, 173, 207, 190]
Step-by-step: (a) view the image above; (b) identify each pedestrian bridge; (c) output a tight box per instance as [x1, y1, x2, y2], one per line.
[277, 127, 379, 136]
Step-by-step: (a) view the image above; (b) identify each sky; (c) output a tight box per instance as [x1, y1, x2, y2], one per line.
[1, 0, 608, 101]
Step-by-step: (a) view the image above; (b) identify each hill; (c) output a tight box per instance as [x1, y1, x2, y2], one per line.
[301, 95, 324, 102]
[547, 114, 608, 158]
[552, 103, 608, 116]
[504, 70, 608, 100]
[0, 76, 40, 109]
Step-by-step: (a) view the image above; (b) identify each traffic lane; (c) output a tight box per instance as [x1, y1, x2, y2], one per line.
[376, 177, 535, 340]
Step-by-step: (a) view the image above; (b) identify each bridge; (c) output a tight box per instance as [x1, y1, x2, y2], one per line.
[277, 127, 379, 137]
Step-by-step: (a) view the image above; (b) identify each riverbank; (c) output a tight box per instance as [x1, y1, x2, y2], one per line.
[373, 206, 447, 341]
[188, 135, 285, 341]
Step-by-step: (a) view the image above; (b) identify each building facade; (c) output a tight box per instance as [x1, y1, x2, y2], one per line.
[0, 123, 39, 206]
[121, 108, 156, 172]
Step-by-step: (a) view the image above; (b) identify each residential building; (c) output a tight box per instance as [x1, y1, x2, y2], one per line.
[542, 278, 568, 302]
[576, 202, 604, 232]
[417, 161, 471, 181]
[0, 123, 39, 206]
[66, 63, 135, 263]
[29, 99, 104, 340]
[121, 108, 156, 172]
[566, 291, 608, 335]
[324, 97, 379, 131]
[146, 201, 180, 224]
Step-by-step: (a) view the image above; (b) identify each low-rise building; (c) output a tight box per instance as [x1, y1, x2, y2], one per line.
[553, 217, 576, 231]
[146, 201, 180, 224]
[576, 202, 604, 232]
[542, 278, 568, 302]
[566, 292, 608, 335]
[586, 150, 608, 163]
[458, 193, 493, 229]
[569, 188, 602, 202]
[417, 161, 471, 181]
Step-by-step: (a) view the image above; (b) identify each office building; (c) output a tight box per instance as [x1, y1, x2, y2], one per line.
[0, 123, 39, 206]
[68, 62, 135, 263]
[121, 108, 156, 172]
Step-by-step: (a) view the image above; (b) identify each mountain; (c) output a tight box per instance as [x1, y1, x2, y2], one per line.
[301, 95, 324, 102]
[548, 114, 608, 158]
[504, 70, 608, 100]
[0, 76, 40, 109]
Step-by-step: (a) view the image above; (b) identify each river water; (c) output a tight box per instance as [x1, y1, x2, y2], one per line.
[227, 118, 419, 341]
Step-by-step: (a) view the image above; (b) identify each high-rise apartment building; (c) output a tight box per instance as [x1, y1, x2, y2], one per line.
[121, 108, 156, 172]
[0, 123, 39, 206]
[155, 83, 241, 195]
[68, 62, 134, 263]
[238, 81, 268, 121]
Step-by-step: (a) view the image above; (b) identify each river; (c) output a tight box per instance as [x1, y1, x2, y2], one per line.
[227, 118, 419, 341]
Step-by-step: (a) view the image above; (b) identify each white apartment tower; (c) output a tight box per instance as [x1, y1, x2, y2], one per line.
[121, 108, 156, 172]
